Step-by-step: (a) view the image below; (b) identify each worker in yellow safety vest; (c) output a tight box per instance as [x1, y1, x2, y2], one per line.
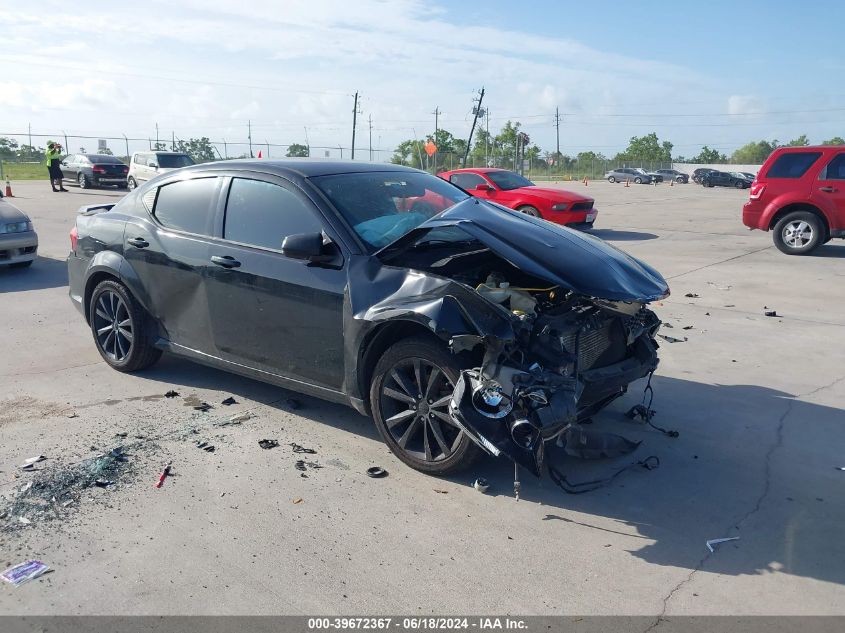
[45, 141, 68, 192]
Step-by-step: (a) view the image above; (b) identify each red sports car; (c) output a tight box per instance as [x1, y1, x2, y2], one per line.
[438, 168, 597, 228]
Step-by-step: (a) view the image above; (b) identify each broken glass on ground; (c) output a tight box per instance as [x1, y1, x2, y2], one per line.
[1, 560, 51, 587]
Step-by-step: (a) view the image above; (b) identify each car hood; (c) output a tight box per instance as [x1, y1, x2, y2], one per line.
[0, 199, 30, 223]
[516, 186, 592, 202]
[382, 199, 669, 302]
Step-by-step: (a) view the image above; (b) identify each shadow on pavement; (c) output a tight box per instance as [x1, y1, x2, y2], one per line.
[126, 354, 845, 588]
[587, 228, 659, 241]
[808, 244, 845, 258]
[0, 256, 68, 292]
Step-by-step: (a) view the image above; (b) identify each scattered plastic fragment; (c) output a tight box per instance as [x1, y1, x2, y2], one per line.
[366, 466, 388, 478]
[221, 397, 237, 406]
[1, 560, 50, 587]
[706, 536, 739, 552]
[164, 390, 180, 398]
[21, 455, 47, 468]
[193, 402, 213, 412]
[663, 322, 674, 328]
[93, 479, 113, 488]
[657, 334, 687, 343]
[562, 427, 641, 459]
[67, 413, 79, 419]
[290, 442, 316, 454]
[684, 293, 699, 298]
[286, 398, 302, 410]
[18, 516, 31, 525]
[292, 497, 303, 504]
[295, 460, 307, 471]
[154, 462, 172, 489]
[203, 445, 215, 453]
[682, 326, 694, 330]
[764, 310, 778, 317]
[258, 439, 279, 450]
[433, 489, 448, 494]
[473, 477, 490, 493]
[114, 432, 128, 439]
[20, 464, 36, 472]
[724, 304, 735, 308]
[707, 282, 732, 291]
[229, 412, 252, 424]
[196, 441, 208, 449]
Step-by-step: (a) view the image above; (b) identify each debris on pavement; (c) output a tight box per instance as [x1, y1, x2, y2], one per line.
[20, 464, 37, 472]
[707, 282, 732, 291]
[764, 310, 778, 317]
[549, 456, 660, 495]
[295, 460, 322, 472]
[221, 397, 237, 406]
[433, 489, 448, 494]
[706, 536, 740, 552]
[18, 516, 31, 525]
[682, 325, 694, 330]
[93, 479, 113, 488]
[203, 445, 215, 453]
[20, 455, 47, 468]
[561, 427, 641, 460]
[292, 497, 303, 504]
[684, 292, 700, 298]
[193, 402, 213, 412]
[286, 398, 302, 410]
[366, 466, 388, 478]
[290, 442, 317, 454]
[258, 439, 279, 450]
[663, 322, 674, 328]
[67, 412, 79, 419]
[473, 478, 490, 493]
[154, 462, 172, 489]
[164, 390, 180, 398]
[657, 334, 687, 343]
[219, 412, 252, 426]
[1, 560, 51, 587]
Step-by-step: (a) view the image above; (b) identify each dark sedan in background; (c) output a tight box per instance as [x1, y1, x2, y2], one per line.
[654, 169, 689, 183]
[67, 160, 667, 478]
[61, 154, 129, 189]
[701, 170, 751, 189]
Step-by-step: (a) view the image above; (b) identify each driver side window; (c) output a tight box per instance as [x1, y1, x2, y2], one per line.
[450, 173, 486, 190]
[223, 178, 325, 251]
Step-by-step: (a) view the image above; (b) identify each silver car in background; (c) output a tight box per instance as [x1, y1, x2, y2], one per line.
[0, 192, 38, 268]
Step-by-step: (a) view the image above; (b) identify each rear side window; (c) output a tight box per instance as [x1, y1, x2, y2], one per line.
[134, 154, 147, 166]
[153, 177, 218, 236]
[821, 154, 845, 180]
[450, 173, 486, 189]
[765, 152, 822, 178]
[223, 178, 324, 251]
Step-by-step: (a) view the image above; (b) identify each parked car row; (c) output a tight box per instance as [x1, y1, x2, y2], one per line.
[57, 151, 195, 190]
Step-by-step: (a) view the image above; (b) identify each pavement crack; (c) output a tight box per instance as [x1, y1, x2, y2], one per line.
[667, 245, 773, 280]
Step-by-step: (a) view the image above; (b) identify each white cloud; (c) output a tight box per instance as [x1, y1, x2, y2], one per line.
[727, 95, 765, 116]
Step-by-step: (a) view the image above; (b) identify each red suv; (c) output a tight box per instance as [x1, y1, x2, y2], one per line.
[439, 168, 597, 228]
[742, 145, 845, 254]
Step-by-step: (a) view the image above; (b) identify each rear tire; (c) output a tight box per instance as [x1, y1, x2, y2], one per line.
[78, 173, 90, 189]
[608, 176, 616, 183]
[370, 336, 480, 475]
[634, 177, 643, 184]
[516, 205, 541, 217]
[127, 177, 137, 191]
[773, 211, 823, 255]
[676, 176, 684, 183]
[89, 280, 162, 372]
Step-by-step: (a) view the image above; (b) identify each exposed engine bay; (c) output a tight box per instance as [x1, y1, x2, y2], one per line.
[389, 240, 662, 478]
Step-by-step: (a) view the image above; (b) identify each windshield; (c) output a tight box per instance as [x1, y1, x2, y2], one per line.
[157, 154, 195, 168]
[310, 171, 469, 252]
[485, 171, 534, 190]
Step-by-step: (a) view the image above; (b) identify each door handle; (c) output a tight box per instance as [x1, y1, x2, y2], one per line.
[211, 255, 241, 269]
[819, 186, 837, 193]
[127, 237, 149, 248]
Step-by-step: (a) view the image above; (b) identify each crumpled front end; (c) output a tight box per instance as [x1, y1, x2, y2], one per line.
[447, 291, 661, 476]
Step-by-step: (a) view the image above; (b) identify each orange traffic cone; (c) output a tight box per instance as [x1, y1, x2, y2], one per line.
[257, 150, 263, 158]
[583, 176, 588, 186]
[670, 178, 674, 187]
[4, 178, 12, 197]
[625, 179, 630, 187]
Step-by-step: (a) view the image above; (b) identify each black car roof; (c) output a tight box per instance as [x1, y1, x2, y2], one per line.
[179, 159, 418, 179]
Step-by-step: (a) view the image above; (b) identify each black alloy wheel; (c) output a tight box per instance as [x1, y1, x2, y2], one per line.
[370, 337, 479, 474]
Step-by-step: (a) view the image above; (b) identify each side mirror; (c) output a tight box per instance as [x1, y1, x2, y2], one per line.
[282, 232, 333, 262]
[475, 183, 492, 191]
[150, 162, 159, 170]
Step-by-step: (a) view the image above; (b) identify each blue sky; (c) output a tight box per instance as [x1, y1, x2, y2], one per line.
[1, 0, 842, 159]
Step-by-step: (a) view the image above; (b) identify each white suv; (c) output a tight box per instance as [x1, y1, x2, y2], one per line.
[127, 152, 195, 190]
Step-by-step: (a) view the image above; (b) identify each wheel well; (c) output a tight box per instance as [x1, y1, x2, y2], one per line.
[769, 204, 830, 236]
[357, 321, 438, 415]
[83, 270, 120, 323]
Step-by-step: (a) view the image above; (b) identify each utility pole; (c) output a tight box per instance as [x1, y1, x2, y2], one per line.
[223, 138, 228, 159]
[123, 134, 129, 161]
[28, 123, 32, 151]
[464, 87, 485, 167]
[486, 109, 490, 167]
[304, 126, 310, 157]
[368, 114, 373, 161]
[248, 120, 253, 158]
[432, 106, 440, 171]
[351, 92, 359, 160]
[554, 107, 561, 158]
[171, 131, 175, 152]
[156, 122, 159, 149]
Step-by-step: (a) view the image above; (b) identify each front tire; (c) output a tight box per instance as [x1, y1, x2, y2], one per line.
[516, 205, 541, 217]
[773, 211, 823, 255]
[634, 177, 643, 184]
[676, 176, 685, 183]
[608, 176, 616, 183]
[370, 337, 480, 475]
[78, 173, 90, 189]
[127, 177, 137, 191]
[89, 280, 162, 372]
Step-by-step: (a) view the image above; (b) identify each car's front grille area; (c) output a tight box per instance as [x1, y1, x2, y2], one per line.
[570, 201, 594, 212]
[560, 319, 628, 370]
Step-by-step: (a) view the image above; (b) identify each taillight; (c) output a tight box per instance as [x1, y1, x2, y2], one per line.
[92, 165, 105, 173]
[749, 183, 766, 200]
[70, 226, 78, 252]
[123, 167, 129, 173]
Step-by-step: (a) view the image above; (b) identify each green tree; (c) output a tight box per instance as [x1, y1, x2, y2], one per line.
[17, 144, 45, 161]
[0, 137, 19, 159]
[821, 136, 845, 145]
[172, 137, 216, 162]
[391, 139, 426, 169]
[286, 143, 309, 157]
[786, 134, 810, 147]
[691, 145, 727, 163]
[731, 140, 778, 164]
[99, 147, 114, 156]
[153, 142, 167, 151]
[615, 133, 672, 163]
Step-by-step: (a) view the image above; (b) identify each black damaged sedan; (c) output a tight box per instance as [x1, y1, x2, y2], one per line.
[67, 160, 669, 477]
